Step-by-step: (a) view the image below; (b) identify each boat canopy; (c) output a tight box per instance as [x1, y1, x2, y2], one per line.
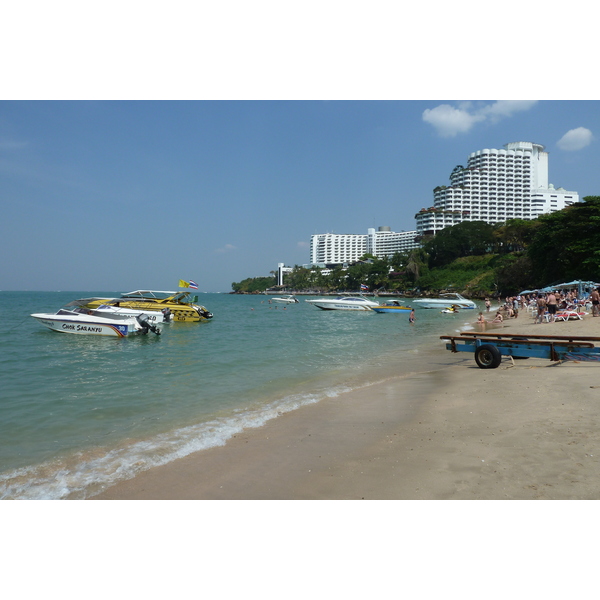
[64, 298, 117, 308]
[120, 290, 179, 299]
[117, 290, 201, 305]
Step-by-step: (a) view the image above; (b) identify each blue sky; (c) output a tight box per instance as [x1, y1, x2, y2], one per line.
[1, 100, 598, 292]
[1, 4, 597, 292]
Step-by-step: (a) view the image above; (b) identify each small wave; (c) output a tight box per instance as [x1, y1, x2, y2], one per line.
[0, 382, 359, 500]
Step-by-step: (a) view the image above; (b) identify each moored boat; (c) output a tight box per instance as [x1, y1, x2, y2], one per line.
[271, 295, 299, 304]
[411, 293, 476, 310]
[84, 290, 213, 322]
[31, 305, 161, 337]
[305, 295, 380, 311]
[371, 301, 412, 313]
[66, 299, 173, 323]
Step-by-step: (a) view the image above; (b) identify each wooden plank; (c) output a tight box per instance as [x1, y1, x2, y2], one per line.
[456, 332, 600, 342]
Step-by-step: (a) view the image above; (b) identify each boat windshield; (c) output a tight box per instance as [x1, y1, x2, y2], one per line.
[173, 292, 198, 304]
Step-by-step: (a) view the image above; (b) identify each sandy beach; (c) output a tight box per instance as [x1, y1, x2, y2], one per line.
[93, 309, 600, 500]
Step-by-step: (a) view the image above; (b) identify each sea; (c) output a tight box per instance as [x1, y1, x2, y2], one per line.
[0, 291, 479, 499]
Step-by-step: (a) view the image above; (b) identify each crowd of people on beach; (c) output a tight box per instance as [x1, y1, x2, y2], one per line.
[476, 287, 600, 327]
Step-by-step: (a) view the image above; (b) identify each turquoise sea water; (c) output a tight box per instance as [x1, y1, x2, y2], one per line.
[0, 291, 479, 499]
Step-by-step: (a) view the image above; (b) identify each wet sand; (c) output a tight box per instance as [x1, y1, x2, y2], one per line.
[93, 308, 600, 500]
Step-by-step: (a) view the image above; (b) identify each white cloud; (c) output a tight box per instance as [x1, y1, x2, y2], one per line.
[214, 244, 237, 253]
[478, 100, 538, 122]
[422, 104, 483, 137]
[423, 100, 538, 137]
[557, 127, 593, 151]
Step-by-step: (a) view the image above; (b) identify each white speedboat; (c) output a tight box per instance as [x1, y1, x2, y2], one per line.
[411, 293, 476, 310]
[305, 295, 380, 311]
[31, 303, 162, 337]
[271, 295, 299, 304]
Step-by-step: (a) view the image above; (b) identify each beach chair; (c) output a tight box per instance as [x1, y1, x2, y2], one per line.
[554, 311, 583, 322]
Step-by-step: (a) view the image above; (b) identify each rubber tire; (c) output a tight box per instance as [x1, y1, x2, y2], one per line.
[511, 336, 529, 359]
[475, 344, 502, 369]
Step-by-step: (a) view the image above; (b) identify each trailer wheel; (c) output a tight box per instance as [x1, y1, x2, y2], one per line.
[475, 344, 502, 369]
[511, 337, 529, 359]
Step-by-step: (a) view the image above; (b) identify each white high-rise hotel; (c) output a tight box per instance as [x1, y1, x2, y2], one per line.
[308, 141, 579, 266]
[415, 141, 579, 236]
[309, 226, 419, 265]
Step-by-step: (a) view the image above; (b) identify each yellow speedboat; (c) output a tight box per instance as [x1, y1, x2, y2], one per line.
[85, 290, 213, 323]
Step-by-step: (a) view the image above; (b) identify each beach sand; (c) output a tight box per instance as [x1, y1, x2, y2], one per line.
[93, 310, 600, 500]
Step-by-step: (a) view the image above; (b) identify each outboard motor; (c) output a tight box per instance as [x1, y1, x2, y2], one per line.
[161, 308, 173, 322]
[136, 315, 161, 335]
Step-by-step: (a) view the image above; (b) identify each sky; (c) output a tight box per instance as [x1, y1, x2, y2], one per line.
[2, 100, 598, 292]
[1, 4, 598, 293]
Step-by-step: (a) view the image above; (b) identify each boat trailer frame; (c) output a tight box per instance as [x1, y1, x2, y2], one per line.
[440, 332, 600, 369]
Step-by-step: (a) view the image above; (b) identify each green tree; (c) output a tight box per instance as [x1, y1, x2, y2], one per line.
[424, 221, 496, 268]
[493, 219, 539, 254]
[527, 196, 600, 284]
[284, 266, 312, 291]
[231, 276, 275, 293]
[328, 266, 348, 291]
[405, 248, 429, 283]
[492, 252, 535, 294]
[388, 251, 408, 273]
[344, 257, 393, 291]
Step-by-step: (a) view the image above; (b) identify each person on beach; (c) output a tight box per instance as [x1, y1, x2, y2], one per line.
[590, 288, 600, 317]
[491, 311, 503, 323]
[536, 294, 547, 324]
[547, 292, 558, 322]
[485, 298, 491, 312]
[476, 312, 487, 328]
[409, 309, 415, 324]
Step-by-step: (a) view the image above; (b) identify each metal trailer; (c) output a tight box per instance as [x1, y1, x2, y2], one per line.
[440, 332, 600, 369]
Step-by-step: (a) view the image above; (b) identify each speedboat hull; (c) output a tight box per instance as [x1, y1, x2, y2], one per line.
[307, 302, 372, 311]
[305, 296, 380, 311]
[371, 305, 412, 313]
[271, 295, 299, 304]
[31, 313, 144, 337]
[411, 294, 476, 309]
[414, 301, 475, 309]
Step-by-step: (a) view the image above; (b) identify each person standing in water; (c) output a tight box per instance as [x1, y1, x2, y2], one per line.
[409, 309, 415, 324]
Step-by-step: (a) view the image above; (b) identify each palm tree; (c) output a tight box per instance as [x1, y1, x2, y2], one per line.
[405, 248, 428, 282]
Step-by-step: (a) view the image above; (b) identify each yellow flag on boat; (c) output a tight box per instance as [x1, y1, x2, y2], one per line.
[179, 279, 199, 290]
